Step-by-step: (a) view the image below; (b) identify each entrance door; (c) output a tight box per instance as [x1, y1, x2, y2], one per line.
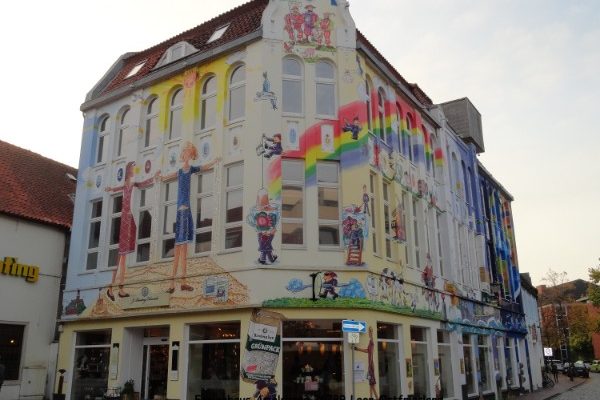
[141, 338, 169, 400]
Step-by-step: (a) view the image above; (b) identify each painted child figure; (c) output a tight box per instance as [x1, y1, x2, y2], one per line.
[320, 271, 339, 299]
[157, 142, 220, 293]
[353, 326, 379, 400]
[105, 161, 158, 300]
[262, 133, 282, 159]
[343, 116, 361, 140]
[362, 184, 370, 215]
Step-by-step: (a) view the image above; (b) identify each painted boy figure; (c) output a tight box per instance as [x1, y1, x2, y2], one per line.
[262, 133, 282, 159]
[320, 271, 339, 299]
[362, 184, 370, 215]
[302, 4, 318, 42]
[258, 229, 278, 265]
[343, 116, 361, 140]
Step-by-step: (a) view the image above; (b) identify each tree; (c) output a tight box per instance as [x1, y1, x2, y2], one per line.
[588, 262, 600, 333]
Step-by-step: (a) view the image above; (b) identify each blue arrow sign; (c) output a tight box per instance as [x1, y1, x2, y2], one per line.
[342, 319, 367, 333]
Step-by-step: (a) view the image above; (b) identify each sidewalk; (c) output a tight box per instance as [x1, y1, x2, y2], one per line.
[510, 376, 588, 400]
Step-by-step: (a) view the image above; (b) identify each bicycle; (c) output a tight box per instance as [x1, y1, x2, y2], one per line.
[542, 371, 555, 388]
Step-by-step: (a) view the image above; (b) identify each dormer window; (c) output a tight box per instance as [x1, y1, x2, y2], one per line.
[125, 61, 145, 78]
[207, 24, 229, 44]
[154, 41, 198, 69]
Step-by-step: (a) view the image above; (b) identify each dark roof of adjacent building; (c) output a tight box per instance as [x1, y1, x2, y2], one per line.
[537, 279, 598, 306]
[520, 273, 538, 298]
[0, 140, 77, 230]
[92, 0, 434, 109]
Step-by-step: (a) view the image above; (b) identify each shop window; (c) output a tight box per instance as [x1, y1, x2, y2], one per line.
[377, 323, 403, 397]
[224, 163, 244, 249]
[463, 334, 476, 395]
[194, 170, 214, 253]
[282, 320, 344, 398]
[478, 335, 491, 392]
[437, 330, 454, 399]
[282, 159, 305, 245]
[315, 61, 335, 117]
[96, 115, 109, 164]
[187, 322, 240, 400]
[411, 326, 430, 398]
[107, 195, 122, 268]
[86, 199, 103, 270]
[200, 76, 217, 130]
[144, 97, 159, 148]
[72, 330, 111, 400]
[228, 65, 246, 121]
[283, 57, 303, 114]
[317, 162, 340, 246]
[0, 324, 25, 381]
[136, 188, 153, 262]
[168, 88, 183, 141]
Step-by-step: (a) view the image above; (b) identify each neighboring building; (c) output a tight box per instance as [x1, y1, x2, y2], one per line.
[0, 140, 76, 400]
[520, 273, 543, 391]
[56, 1, 527, 399]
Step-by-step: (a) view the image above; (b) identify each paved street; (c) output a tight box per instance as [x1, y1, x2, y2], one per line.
[553, 372, 600, 400]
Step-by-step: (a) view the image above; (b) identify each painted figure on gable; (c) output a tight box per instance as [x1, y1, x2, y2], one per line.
[317, 12, 334, 48]
[302, 4, 319, 43]
[342, 116, 361, 140]
[247, 189, 280, 265]
[257, 133, 283, 159]
[156, 142, 220, 293]
[104, 161, 158, 301]
[284, 4, 304, 43]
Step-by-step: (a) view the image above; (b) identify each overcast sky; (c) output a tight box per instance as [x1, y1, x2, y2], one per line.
[1, 0, 598, 285]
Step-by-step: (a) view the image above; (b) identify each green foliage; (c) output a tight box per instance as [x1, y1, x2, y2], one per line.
[589, 267, 600, 308]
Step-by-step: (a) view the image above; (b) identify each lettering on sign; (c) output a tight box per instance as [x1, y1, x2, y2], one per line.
[0, 257, 39, 283]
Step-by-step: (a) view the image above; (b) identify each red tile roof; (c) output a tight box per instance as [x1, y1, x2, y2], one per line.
[0, 140, 77, 229]
[102, 0, 269, 95]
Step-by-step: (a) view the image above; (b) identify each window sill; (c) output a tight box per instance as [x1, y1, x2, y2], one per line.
[112, 156, 126, 163]
[164, 137, 183, 146]
[78, 270, 97, 276]
[282, 112, 304, 119]
[93, 162, 107, 169]
[226, 118, 245, 127]
[196, 128, 215, 138]
[281, 245, 307, 250]
[217, 248, 243, 255]
[317, 246, 343, 252]
[140, 145, 158, 154]
[315, 114, 337, 121]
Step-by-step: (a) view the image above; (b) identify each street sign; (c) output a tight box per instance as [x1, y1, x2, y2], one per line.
[347, 332, 359, 344]
[543, 347, 553, 357]
[342, 319, 367, 333]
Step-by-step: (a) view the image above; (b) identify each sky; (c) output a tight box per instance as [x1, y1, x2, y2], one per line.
[1, 0, 598, 285]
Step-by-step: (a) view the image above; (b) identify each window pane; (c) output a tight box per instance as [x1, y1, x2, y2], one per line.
[282, 223, 303, 245]
[112, 196, 122, 213]
[225, 226, 243, 249]
[162, 238, 175, 258]
[319, 225, 339, 245]
[137, 243, 150, 262]
[86, 252, 98, 270]
[283, 79, 302, 113]
[75, 330, 111, 346]
[201, 96, 216, 130]
[0, 324, 25, 380]
[439, 344, 454, 397]
[196, 196, 214, 228]
[187, 343, 241, 400]
[171, 89, 183, 106]
[195, 231, 212, 253]
[378, 341, 402, 397]
[227, 165, 244, 186]
[377, 323, 397, 340]
[71, 346, 111, 400]
[317, 163, 338, 183]
[282, 161, 304, 181]
[283, 58, 301, 76]
[108, 249, 119, 268]
[190, 323, 241, 341]
[412, 342, 430, 397]
[148, 98, 157, 115]
[88, 221, 101, 248]
[198, 172, 214, 193]
[282, 320, 342, 338]
[109, 217, 121, 245]
[138, 210, 152, 239]
[163, 204, 177, 234]
[316, 83, 335, 116]
[96, 136, 104, 163]
[226, 190, 243, 223]
[316, 61, 334, 79]
[170, 108, 182, 139]
[203, 77, 216, 94]
[231, 65, 245, 84]
[318, 187, 338, 220]
[282, 185, 303, 218]
[229, 86, 245, 120]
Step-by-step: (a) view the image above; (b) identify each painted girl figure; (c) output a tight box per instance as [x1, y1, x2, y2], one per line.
[105, 161, 157, 301]
[354, 326, 379, 400]
[158, 142, 220, 293]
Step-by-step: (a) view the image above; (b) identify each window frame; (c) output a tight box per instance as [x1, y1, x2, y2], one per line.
[377, 88, 387, 143]
[144, 96, 159, 149]
[406, 113, 414, 163]
[106, 194, 123, 269]
[411, 197, 421, 269]
[194, 169, 215, 254]
[228, 64, 246, 123]
[168, 87, 184, 141]
[86, 199, 103, 271]
[366, 77, 373, 133]
[317, 161, 341, 247]
[135, 187, 154, 264]
[115, 107, 129, 159]
[200, 75, 217, 131]
[96, 115, 109, 165]
[160, 180, 178, 260]
[383, 180, 394, 260]
[370, 173, 378, 255]
[281, 159, 305, 247]
[223, 162, 244, 251]
[282, 57, 304, 115]
[315, 60, 336, 118]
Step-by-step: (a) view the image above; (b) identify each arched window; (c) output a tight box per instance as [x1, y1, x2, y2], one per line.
[315, 60, 335, 116]
[115, 107, 129, 158]
[377, 89, 386, 142]
[229, 64, 246, 121]
[366, 77, 373, 132]
[144, 97, 158, 148]
[201, 76, 217, 130]
[282, 57, 303, 114]
[406, 113, 414, 163]
[168, 88, 183, 140]
[395, 103, 403, 154]
[96, 114, 109, 164]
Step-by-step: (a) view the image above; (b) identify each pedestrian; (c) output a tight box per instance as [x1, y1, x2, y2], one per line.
[0, 354, 5, 393]
[551, 362, 558, 383]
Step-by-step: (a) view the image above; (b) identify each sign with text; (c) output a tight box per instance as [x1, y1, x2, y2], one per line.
[342, 319, 367, 333]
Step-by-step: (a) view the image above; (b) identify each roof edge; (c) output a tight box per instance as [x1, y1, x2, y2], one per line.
[81, 29, 263, 111]
[477, 161, 514, 201]
[85, 52, 136, 103]
[1, 210, 72, 231]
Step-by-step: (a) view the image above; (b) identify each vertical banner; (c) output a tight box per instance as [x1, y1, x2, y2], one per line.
[241, 309, 285, 382]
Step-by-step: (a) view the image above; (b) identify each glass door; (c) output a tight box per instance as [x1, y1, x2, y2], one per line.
[141, 341, 169, 400]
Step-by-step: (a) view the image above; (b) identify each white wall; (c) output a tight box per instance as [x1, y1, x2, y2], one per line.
[0, 215, 67, 400]
[522, 289, 543, 390]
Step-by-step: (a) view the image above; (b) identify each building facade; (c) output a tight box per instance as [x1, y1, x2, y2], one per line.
[520, 274, 543, 391]
[0, 140, 76, 400]
[56, 1, 527, 399]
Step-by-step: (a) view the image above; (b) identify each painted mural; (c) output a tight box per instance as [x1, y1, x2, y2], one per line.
[342, 204, 368, 266]
[282, 1, 337, 61]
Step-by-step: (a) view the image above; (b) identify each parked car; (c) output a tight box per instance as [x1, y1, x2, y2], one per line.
[550, 360, 564, 372]
[573, 361, 590, 378]
[589, 360, 600, 373]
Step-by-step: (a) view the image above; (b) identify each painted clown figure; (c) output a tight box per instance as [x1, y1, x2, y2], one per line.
[284, 4, 304, 42]
[247, 189, 280, 265]
[302, 4, 319, 42]
[317, 12, 334, 47]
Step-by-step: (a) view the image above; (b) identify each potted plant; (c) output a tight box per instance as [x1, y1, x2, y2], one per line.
[120, 379, 137, 400]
